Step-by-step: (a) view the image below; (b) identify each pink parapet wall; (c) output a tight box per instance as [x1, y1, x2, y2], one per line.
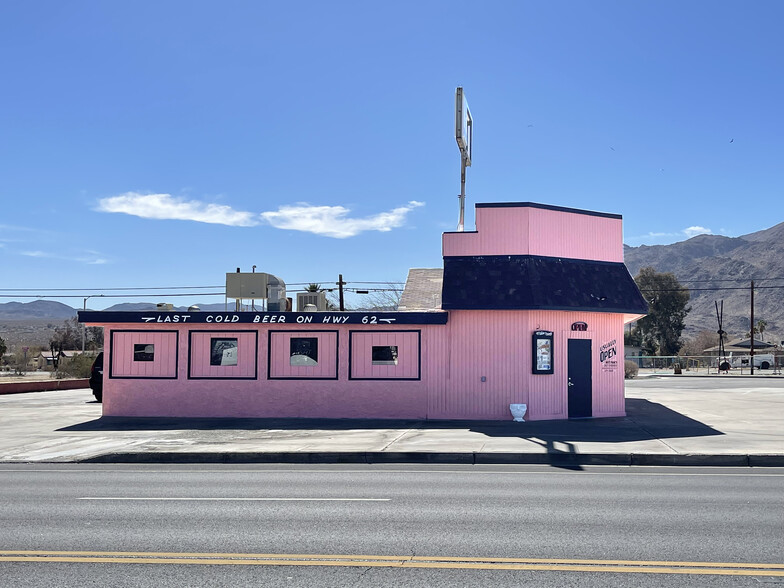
[443, 203, 624, 262]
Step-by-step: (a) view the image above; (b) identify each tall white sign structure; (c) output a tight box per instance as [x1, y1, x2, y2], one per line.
[454, 86, 473, 232]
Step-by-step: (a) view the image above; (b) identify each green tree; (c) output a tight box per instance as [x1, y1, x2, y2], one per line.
[0, 336, 6, 358]
[634, 267, 691, 356]
[51, 318, 82, 350]
[50, 317, 104, 351]
[746, 318, 768, 341]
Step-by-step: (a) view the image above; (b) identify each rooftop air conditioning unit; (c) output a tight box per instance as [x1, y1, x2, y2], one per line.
[226, 272, 269, 300]
[156, 303, 174, 311]
[297, 292, 327, 312]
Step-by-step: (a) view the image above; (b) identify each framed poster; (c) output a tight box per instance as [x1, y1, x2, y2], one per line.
[532, 330, 554, 375]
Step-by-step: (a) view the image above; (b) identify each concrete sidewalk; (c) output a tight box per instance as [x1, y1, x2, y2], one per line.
[0, 378, 782, 466]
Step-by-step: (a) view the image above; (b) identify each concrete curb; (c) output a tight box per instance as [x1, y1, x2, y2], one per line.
[77, 451, 784, 467]
[0, 379, 89, 395]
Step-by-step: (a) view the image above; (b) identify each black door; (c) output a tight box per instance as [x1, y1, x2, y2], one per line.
[568, 339, 592, 418]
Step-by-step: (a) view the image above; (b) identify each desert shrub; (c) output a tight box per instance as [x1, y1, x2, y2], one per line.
[624, 360, 639, 379]
[56, 354, 95, 379]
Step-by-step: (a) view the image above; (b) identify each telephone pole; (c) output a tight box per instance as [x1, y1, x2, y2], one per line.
[337, 274, 346, 311]
[750, 280, 755, 375]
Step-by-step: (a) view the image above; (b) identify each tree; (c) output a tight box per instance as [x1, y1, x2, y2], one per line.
[746, 318, 768, 341]
[50, 317, 104, 351]
[634, 267, 691, 356]
[757, 319, 768, 341]
[355, 286, 402, 311]
[0, 336, 6, 358]
[51, 318, 82, 350]
[680, 330, 719, 356]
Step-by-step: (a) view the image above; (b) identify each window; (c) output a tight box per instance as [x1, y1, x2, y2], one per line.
[372, 345, 398, 365]
[349, 331, 420, 380]
[290, 337, 318, 366]
[188, 331, 258, 379]
[133, 343, 155, 362]
[210, 338, 238, 366]
[268, 331, 338, 379]
[110, 331, 178, 379]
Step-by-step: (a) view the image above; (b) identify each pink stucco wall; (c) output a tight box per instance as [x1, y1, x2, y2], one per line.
[443, 205, 624, 262]
[94, 314, 625, 421]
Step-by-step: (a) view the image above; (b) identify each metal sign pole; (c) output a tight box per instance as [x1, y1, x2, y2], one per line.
[458, 153, 467, 232]
[454, 87, 472, 232]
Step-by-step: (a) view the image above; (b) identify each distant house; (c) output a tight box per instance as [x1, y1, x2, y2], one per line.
[703, 337, 776, 355]
[32, 350, 96, 369]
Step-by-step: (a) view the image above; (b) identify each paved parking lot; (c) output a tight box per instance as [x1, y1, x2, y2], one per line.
[0, 377, 782, 464]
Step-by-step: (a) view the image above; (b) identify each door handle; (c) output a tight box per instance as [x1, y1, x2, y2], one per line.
[568, 381, 574, 387]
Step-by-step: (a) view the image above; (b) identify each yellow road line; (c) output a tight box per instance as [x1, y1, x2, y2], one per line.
[0, 551, 782, 576]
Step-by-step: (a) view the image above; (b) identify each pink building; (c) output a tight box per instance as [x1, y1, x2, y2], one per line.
[80, 202, 647, 421]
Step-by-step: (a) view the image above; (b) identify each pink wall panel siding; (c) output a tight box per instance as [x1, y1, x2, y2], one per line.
[268, 331, 338, 378]
[110, 330, 178, 378]
[426, 310, 626, 421]
[98, 313, 626, 421]
[428, 311, 529, 419]
[350, 331, 420, 379]
[528, 209, 623, 262]
[189, 331, 258, 378]
[443, 208, 531, 257]
[442, 206, 623, 263]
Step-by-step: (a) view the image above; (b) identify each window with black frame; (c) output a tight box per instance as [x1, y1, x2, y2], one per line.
[133, 344, 155, 362]
[372, 345, 398, 365]
[210, 338, 238, 366]
[290, 337, 318, 366]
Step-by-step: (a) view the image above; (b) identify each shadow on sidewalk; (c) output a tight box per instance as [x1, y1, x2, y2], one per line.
[59, 398, 722, 443]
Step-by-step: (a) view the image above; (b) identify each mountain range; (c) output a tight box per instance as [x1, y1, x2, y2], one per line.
[624, 221, 784, 342]
[0, 301, 228, 320]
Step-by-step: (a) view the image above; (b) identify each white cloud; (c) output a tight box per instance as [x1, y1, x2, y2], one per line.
[96, 191, 426, 237]
[21, 250, 109, 265]
[683, 226, 712, 238]
[627, 225, 716, 246]
[97, 192, 259, 227]
[260, 201, 425, 238]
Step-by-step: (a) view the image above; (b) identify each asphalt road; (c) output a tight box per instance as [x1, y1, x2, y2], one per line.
[1, 464, 783, 587]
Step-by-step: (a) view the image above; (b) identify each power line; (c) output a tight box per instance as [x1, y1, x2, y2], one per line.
[676, 277, 784, 283]
[0, 286, 223, 292]
[640, 285, 784, 292]
[0, 280, 406, 293]
[0, 293, 226, 299]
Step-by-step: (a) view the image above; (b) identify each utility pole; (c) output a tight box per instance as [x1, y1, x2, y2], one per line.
[750, 280, 755, 375]
[337, 274, 346, 311]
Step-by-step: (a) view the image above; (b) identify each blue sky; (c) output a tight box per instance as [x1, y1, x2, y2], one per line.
[1, 1, 782, 309]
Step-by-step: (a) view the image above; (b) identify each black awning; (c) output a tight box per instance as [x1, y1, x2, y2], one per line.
[441, 255, 648, 314]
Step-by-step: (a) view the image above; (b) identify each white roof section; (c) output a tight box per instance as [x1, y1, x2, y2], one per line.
[398, 268, 443, 311]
